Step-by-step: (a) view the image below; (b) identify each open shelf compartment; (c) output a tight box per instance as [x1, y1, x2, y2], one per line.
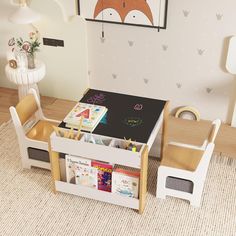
[50, 130, 150, 213]
[55, 181, 139, 210]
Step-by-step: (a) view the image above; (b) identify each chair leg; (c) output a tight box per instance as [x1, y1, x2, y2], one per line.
[190, 197, 201, 207]
[156, 169, 167, 199]
[22, 161, 31, 169]
[19, 146, 31, 169]
[190, 182, 204, 207]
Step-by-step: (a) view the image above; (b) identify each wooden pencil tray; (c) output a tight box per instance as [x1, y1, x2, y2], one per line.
[50, 132, 145, 169]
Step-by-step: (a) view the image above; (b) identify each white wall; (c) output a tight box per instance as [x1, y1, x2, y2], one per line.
[31, 0, 88, 100]
[0, 0, 88, 101]
[86, 0, 236, 123]
[0, 0, 27, 90]
[1, 0, 236, 123]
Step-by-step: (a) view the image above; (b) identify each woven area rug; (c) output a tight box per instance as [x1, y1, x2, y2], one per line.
[0, 121, 236, 236]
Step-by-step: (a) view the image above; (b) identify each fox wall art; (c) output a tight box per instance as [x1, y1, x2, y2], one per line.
[78, 0, 168, 29]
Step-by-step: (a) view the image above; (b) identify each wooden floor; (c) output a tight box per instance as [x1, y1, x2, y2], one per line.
[1, 87, 236, 158]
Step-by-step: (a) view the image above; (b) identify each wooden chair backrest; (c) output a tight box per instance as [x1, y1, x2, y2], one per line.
[208, 124, 216, 143]
[196, 119, 221, 174]
[15, 94, 38, 125]
[207, 119, 221, 144]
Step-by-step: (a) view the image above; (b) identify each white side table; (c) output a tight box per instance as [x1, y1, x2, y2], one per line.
[5, 60, 46, 101]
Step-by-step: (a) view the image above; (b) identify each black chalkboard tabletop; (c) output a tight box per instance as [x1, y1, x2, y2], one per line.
[59, 89, 166, 144]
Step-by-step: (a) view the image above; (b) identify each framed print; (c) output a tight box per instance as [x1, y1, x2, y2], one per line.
[78, 0, 168, 29]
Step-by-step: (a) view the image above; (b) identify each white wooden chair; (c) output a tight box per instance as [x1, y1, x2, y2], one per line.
[9, 88, 60, 170]
[156, 119, 221, 207]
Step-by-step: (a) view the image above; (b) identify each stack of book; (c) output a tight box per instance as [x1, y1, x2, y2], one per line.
[65, 155, 140, 198]
[65, 155, 113, 192]
[63, 102, 108, 132]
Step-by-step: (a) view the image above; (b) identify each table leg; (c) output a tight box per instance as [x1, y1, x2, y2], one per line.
[160, 101, 169, 160]
[139, 145, 149, 214]
[49, 141, 61, 193]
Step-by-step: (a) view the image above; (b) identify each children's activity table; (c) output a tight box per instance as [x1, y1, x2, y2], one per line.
[49, 89, 168, 214]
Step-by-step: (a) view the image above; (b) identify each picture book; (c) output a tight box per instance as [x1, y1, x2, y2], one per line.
[75, 164, 98, 189]
[91, 161, 113, 192]
[112, 168, 140, 198]
[63, 102, 108, 132]
[65, 155, 91, 184]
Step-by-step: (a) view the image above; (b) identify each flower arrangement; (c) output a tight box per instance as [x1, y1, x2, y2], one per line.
[8, 31, 40, 56]
[8, 31, 40, 69]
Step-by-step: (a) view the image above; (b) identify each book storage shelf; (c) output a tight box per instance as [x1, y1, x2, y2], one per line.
[49, 132, 149, 214]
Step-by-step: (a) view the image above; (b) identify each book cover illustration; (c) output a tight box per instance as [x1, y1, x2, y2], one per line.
[112, 169, 140, 198]
[65, 155, 91, 184]
[75, 164, 98, 189]
[63, 102, 107, 131]
[92, 161, 113, 192]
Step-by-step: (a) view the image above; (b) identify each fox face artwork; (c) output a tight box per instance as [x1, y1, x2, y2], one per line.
[78, 0, 167, 28]
[94, 0, 154, 25]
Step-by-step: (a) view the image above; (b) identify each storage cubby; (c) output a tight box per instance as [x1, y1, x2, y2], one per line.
[55, 181, 140, 209]
[58, 157, 140, 200]
[50, 132, 149, 213]
[83, 133, 112, 146]
[56, 156, 140, 209]
[111, 139, 143, 152]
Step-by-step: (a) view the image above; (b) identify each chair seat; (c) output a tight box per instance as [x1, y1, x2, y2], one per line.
[26, 120, 59, 142]
[161, 144, 203, 171]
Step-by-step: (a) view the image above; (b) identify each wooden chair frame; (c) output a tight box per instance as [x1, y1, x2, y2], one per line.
[9, 88, 59, 170]
[156, 119, 221, 207]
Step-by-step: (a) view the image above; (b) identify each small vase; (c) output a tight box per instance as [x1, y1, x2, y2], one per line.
[27, 53, 35, 69]
[15, 51, 27, 70]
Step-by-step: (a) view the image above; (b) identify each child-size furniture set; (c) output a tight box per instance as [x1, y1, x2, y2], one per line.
[9, 88, 221, 214]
